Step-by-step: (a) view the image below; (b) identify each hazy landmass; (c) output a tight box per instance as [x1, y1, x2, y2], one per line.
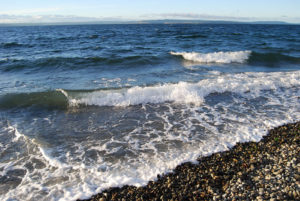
[0, 19, 295, 26]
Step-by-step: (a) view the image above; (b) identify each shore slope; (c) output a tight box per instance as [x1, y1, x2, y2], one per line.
[81, 122, 300, 201]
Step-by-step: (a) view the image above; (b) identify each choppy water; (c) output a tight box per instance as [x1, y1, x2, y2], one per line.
[0, 24, 299, 201]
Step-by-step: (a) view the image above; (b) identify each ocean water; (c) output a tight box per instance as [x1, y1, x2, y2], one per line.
[0, 24, 299, 201]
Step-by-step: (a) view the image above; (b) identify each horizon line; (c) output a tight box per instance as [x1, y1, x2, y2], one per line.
[0, 19, 299, 26]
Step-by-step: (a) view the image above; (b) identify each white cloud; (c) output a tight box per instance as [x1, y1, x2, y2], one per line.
[0, 14, 105, 24]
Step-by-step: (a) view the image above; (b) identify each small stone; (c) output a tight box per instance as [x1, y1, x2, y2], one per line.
[293, 191, 297, 197]
[284, 186, 290, 192]
[253, 176, 260, 182]
[223, 183, 229, 190]
[207, 186, 213, 194]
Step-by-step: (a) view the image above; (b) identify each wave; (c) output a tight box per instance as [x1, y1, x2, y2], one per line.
[170, 51, 251, 64]
[170, 50, 300, 65]
[2, 51, 299, 72]
[0, 91, 68, 109]
[176, 34, 208, 39]
[0, 55, 161, 72]
[248, 52, 300, 66]
[0, 42, 31, 48]
[1, 71, 299, 109]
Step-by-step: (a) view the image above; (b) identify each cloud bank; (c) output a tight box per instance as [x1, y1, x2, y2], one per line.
[0, 15, 126, 24]
[0, 14, 105, 23]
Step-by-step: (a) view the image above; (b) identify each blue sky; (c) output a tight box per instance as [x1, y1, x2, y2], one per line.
[0, 0, 299, 23]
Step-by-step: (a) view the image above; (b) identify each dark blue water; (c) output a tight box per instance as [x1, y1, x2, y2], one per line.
[1, 24, 300, 94]
[0, 24, 299, 201]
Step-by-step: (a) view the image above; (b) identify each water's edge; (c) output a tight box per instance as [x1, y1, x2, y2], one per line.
[80, 121, 300, 201]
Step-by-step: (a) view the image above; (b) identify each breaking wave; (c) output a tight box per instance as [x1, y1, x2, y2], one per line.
[170, 50, 251, 64]
[170, 50, 300, 65]
[1, 71, 299, 109]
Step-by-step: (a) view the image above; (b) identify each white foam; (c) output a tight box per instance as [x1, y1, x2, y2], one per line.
[6, 125, 27, 142]
[170, 50, 251, 63]
[68, 71, 300, 107]
[38, 147, 68, 168]
[56, 88, 69, 98]
[1, 71, 299, 201]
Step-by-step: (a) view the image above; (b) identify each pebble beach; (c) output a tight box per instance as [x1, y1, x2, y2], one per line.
[82, 122, 300, 201]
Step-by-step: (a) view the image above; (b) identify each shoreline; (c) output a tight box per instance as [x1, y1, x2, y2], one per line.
[80, 122, 299, 201]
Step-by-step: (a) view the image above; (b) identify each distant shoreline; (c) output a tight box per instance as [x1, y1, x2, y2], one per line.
[1, 19, 299, 27]
[80, 122, 300, 201]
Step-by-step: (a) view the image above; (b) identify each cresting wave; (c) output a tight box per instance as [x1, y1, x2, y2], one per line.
[170, 50, 251, 64]
[0, 91, 68, 109]
[2, 51, 300, 72]
[1, 71, 299, 109]
[170, 50, 300, 65]
[67, 71, 300, 107]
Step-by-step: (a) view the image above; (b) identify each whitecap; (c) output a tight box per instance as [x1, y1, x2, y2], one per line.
[170, 50, 251, 64]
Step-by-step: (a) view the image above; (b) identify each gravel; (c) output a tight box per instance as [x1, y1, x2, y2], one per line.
[79, 122, 300, 201]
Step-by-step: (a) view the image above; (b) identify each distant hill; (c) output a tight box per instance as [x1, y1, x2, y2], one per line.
[137, 19, 291, 25]
[0, 19, 296, 26]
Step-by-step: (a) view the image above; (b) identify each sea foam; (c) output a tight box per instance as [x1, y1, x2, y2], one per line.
[64, 71, 300, 107]
[1, 71, 299, 201]
[170, 50, 251, 63]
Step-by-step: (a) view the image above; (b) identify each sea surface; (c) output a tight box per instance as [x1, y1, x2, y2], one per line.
[0, 24, 299, 201]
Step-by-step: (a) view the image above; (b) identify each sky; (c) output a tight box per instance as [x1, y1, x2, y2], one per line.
[0, 0, 300, 23]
